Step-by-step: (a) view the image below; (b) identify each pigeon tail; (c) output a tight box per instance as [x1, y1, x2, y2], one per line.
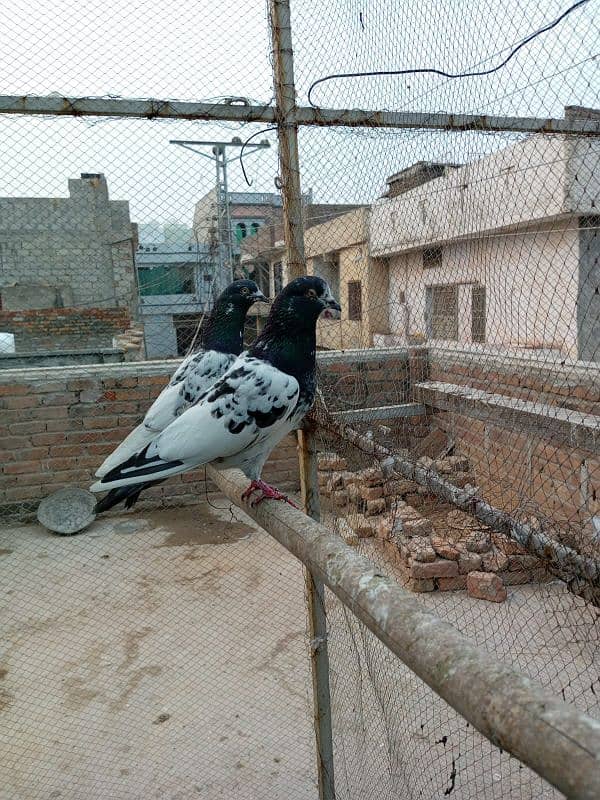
[91, 443, 187, 492]
[94, 479, 164, 514]
[95, 421, 158, 478]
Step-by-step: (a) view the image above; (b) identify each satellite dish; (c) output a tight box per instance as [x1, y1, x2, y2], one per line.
[37, 487, 97, 535]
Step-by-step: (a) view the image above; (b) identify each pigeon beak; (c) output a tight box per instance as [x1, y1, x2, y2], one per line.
[252, 291, 270, 304]
[321, 293, 341, 319]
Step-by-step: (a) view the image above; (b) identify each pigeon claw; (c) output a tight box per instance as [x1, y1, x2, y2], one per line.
[241, 480, 299, 509]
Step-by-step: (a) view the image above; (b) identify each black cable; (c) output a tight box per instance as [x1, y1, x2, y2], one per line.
[307, 0, 592, 107]
[239, 126, 278, 186]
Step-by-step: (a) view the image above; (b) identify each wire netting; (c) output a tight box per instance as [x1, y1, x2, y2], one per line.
[294, 1, 600, 796]
[1, 0, 599, 797]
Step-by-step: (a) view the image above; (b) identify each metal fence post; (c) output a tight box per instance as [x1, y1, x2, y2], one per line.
[268, 0, 306, 282]
[269, 2, 335, 793]
[298, 425, 336, 800]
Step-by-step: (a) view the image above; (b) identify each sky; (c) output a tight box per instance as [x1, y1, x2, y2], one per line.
[0, 0, 597, 228]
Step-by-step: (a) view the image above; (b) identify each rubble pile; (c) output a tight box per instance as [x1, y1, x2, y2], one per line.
[317, 452, 548, 602]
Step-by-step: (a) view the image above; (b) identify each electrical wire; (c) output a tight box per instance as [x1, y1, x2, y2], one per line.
[307, 0, 592, 107]
[239, 126, 277, 186]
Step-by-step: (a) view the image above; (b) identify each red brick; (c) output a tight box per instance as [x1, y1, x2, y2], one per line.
[361, 486, 384, 501]
[113, 377, 138, 388]
[3, 461, 41, 475]
[105, 401, 137, 414]
[466, 572, 507, 603]
[2, 396, 38, 409]
[16, 447, 50, 461]
[67, 378, 98, 391]
[145, 375, 170, 386]
[0, 384, 29, 396]
[66, 429, 122, 444]
[3, 486, 43, 501]
[41, 458, 74, 471]
[366, 498, 386, 516]
[48, 444, 84, 458]
[84, 443, 117, 456]
[30, 406, 68, 420]
[3, 436, 29, 449]
[82, 416, 120, 430]
[410, 559, 458, 579]
[40, 470, 91, 486]
[40, 393, 76, 406]
[47, 418, 82, 432]
[76, 456, 105, 469]
[31, 433, 66, 446]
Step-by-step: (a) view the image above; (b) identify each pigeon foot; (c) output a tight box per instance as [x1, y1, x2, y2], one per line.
[241, 480, 299, 509]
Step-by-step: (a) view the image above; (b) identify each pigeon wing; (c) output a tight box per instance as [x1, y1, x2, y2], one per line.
[90, 356, 299, 491]
[95, 349, 234, 478]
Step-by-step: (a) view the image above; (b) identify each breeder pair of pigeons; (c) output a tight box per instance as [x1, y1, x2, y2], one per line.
[91, 276, 340, 512]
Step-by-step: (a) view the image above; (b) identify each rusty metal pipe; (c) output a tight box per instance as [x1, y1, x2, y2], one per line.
[207, 463, 600, 800]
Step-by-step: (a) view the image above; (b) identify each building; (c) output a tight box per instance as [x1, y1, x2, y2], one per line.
[0, 173, 141, 366]
[192, 189, 312, 291]
[136, 242, 215, 358]
[239, 202, 366, 305]
[370, 111, 600, 361]
[303, 207, 390, 350]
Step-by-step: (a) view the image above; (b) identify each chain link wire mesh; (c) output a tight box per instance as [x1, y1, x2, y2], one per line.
[0, 3, 319, 798]
[288, 0, 600, 797]
[1, 0, 599, 797]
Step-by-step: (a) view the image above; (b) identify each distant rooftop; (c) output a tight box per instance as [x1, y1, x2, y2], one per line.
[385, 161, 462, 198]
[136, 243, 211, 264]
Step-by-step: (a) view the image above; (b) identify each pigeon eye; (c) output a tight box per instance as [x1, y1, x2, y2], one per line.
[306, 289, 318, 299]
[240, 287, 249, 295]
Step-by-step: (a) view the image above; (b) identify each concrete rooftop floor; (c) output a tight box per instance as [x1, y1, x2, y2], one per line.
[2, 503, 600, 799]
[0, 504, 317, 800]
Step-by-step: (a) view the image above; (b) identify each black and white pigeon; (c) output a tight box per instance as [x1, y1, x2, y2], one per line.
[91, 276, 340, 509]
[93, 279, 267, 512]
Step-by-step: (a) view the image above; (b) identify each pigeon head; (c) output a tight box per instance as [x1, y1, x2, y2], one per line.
[249, 276, 340, 381]
[271, 276, 341, 323]
[202, 279, 268, 355]
[219, 279, 269, 309]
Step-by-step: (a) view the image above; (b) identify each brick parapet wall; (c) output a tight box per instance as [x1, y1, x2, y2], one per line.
[0, 307, 132, 352]
[426, 348, 599, 550]
[317, 347, 412, 411]
[2, 347, 598, 539]
[428, 347, 599, 414]
[0, 361, 300, 521]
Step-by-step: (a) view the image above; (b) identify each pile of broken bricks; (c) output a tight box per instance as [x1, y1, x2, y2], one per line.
[317, 452, 548, 603]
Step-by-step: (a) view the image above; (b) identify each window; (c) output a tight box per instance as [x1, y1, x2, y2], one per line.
[348, 281, 362, 321]
[137, 264, 195, 296]
[273, 262, 283, 295]
[426, 285, 458, 340]
[472, 286, 486, 343]
[235, 222, 247, 242]
[423, 246, 442, 269]
[250, 222, 260, 236]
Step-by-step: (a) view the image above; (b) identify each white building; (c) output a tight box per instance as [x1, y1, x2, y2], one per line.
[370, 111, 600, 362]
